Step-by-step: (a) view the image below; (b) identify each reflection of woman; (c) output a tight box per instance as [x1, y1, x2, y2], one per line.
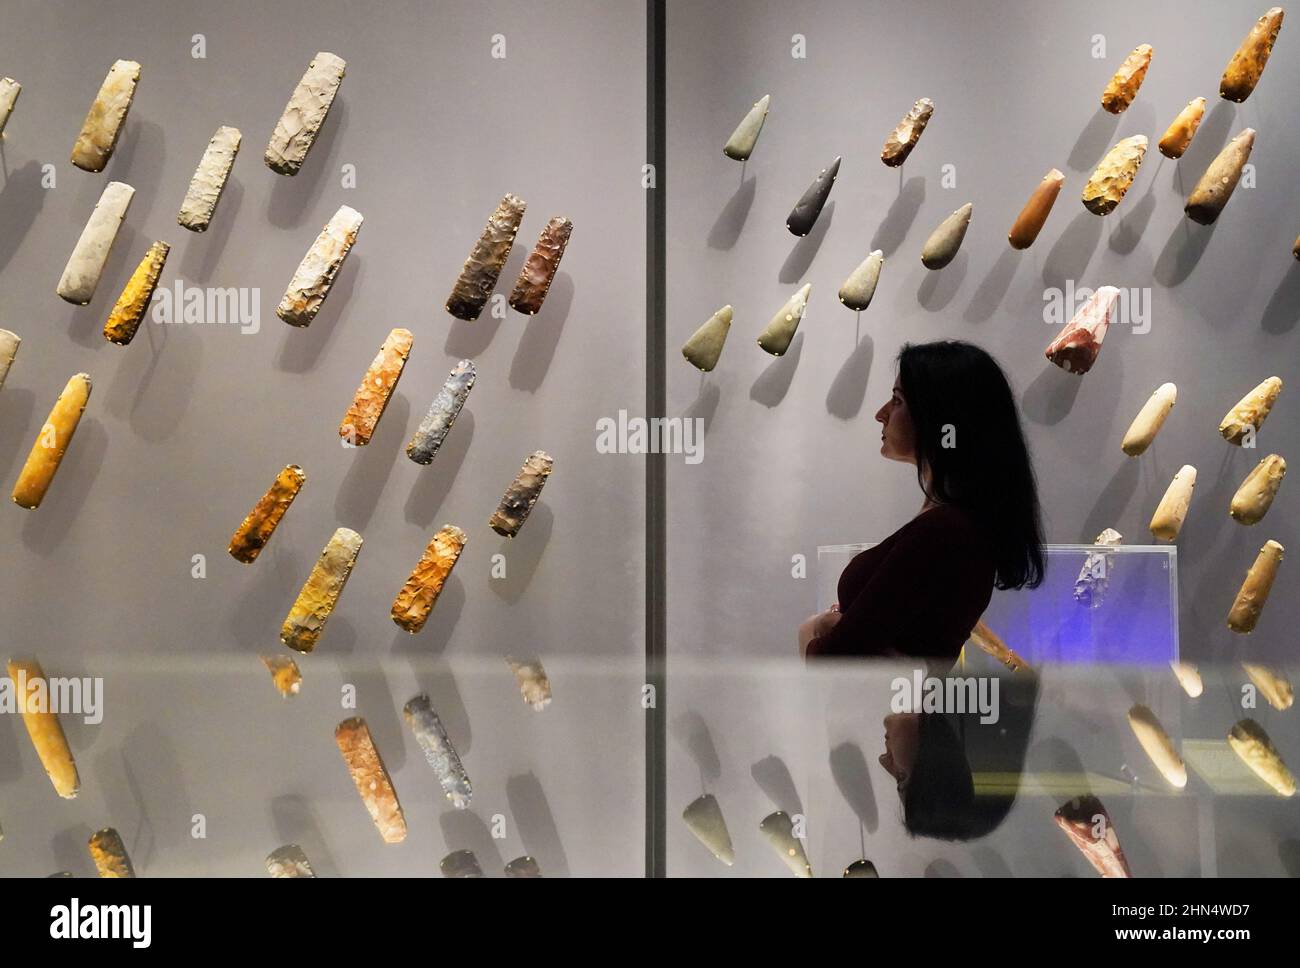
[880, 670, 1040, 841]
[880, 711, 974, 839]
[801, 340, 1045, 660]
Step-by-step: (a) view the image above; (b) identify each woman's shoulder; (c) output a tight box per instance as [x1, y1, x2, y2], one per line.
[896, 505, 998, 597]
[906, 502, 977, 529]
[899, 503, 992, 549]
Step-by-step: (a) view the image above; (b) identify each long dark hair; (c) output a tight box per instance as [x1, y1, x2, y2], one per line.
[897, 340, 1045, 590]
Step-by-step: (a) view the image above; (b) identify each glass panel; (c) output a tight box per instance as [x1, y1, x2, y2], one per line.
[663, 0, 1297, 880]
[0, 0, 647, 877]
[666, 657, 1296, 877]
[1, 655, 645, 877]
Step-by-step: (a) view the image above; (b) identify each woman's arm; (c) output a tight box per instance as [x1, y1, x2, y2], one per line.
[798, 604, 840, 657]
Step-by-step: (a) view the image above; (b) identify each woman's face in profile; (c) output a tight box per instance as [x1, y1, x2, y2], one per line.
[880, 712, 922, 789]
[875, 377, 916, 463]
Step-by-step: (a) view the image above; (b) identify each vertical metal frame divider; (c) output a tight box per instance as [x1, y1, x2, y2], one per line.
[645, 0, 668, 878]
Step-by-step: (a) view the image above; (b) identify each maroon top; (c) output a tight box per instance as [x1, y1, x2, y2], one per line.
[806, 504, 996, 660]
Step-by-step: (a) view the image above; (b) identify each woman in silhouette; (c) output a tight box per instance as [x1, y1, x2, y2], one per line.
[800, 340, 1044, 660]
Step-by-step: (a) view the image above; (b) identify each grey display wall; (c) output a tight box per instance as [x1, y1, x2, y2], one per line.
[0, 0, 646, 875]
[666, 0, 1300, 666]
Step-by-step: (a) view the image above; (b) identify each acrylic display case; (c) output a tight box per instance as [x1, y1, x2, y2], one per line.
[819, 544, 1180, 665]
